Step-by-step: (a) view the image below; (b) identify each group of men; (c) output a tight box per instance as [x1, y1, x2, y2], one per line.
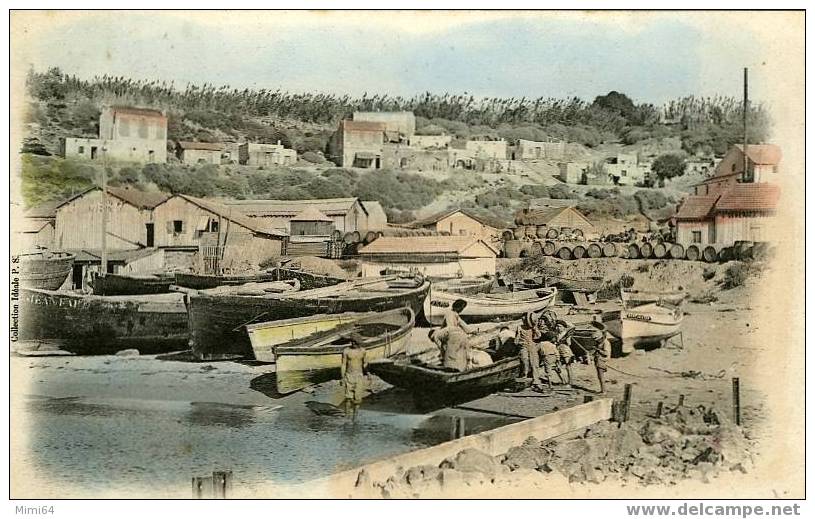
[340, 298, 613, 407]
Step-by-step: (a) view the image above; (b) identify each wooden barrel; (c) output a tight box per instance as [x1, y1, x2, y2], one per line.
[573, 245, 586, 259]
[560, 227, 572, 235]
[602, 242, 617, 257]
[573, 228, 584, 239]
[669, 243, 685, 259]
[344, 243, 358, 256]
[363, 231, 378, 244]
[504, 240, 524, 259]
[587, 243, 603, 258]
[519, 245, 531, 258]
[557, 246, 573, 260]
[501, 230, 514, 242]
[618, 246, 629, 259]
[717, 246, 733, 262]
[685, 245, 701, 261]
[530, 241, 544, 256]
[331, 229, 342, 241]
[627, 243, 640, 259]
[524, 226, 538, 239]
[702, 245, 718, 263]
[536, 226, 548, 239]
[342, 232, 355, 245]
[512, 227, 525, 240]
[350, 230, 361, 243]
[546, 228, 559, 239]
[734, 240, 754, 260]
[652, 242, 667, 259]
[542, 240, 557, 256]
[639, 242, 653, 259]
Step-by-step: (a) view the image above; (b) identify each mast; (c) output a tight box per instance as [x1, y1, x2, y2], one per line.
[101, 146, 108, 274]
[742, 67, 749, 180]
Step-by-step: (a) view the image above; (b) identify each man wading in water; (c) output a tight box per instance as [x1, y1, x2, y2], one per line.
[341, 334, 368, 414]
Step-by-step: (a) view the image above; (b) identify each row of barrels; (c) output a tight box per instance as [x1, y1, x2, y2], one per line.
[337, 228, 453, 247]
[502, 226, 585, 241]
[504, 239, 767, 262]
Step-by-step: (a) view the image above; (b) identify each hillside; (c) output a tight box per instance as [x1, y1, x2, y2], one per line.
[19, 68, 771, 228]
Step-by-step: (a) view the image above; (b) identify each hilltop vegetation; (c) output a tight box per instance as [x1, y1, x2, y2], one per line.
[20, 68, 770, 226]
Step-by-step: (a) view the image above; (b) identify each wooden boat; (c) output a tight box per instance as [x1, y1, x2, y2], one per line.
[18, 288, 188, 355]
[90, 272, 176, 295]
[175, 268, 344, 291]
[368, 355, 522, 406]
[246, 311, 373, 363]
[425, 287, 557, 325]
[187, 276, 431, 360]
[545, 275, 604, 293]
[273, 308, 415, 394]
[431, 276, 495, 295]
[621, 288, 686, 307]
[18, 251, 74, 290]
[602, 302, 683, 353]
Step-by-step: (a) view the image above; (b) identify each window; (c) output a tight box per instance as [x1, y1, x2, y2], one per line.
[621, 170, 627, 177]
[692, 231, 702, 243]
[173, 220, 184, 233]
[210, 220, 219, 233]
[78, 146, 85, 154]
[731, 163, 736, 172]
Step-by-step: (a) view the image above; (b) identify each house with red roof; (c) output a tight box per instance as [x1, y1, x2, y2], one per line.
[692, 144, 781, 197]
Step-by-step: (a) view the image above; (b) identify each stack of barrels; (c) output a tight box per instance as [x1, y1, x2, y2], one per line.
[338, 228, 454, 257]
[502, 226, 769, 264]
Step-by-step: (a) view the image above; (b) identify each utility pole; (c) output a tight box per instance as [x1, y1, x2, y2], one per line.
[743, 67, 749, 180]
[101, 147, 108, 274]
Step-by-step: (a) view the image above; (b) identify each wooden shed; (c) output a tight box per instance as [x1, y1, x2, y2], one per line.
[514, 205, 596, 238]
[357, 236, 498, 278]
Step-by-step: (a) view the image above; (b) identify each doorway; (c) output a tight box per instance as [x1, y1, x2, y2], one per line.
[72, 264, 83, 289]
[145, 223, 155, 247]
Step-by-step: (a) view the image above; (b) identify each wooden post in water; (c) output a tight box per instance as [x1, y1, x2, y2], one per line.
[192, 476, 212, 499]
[655, 401, 664, 418]
[212, 470, 233, 499]
[622, 384, 632, 422]
[678, 394, 685, 407]
[732, 377, 741, 426]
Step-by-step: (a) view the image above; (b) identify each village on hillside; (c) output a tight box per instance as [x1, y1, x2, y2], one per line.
[9, 10, 803, 503]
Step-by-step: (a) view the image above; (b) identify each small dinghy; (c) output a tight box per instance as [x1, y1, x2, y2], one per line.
[425, 287, 557, 325]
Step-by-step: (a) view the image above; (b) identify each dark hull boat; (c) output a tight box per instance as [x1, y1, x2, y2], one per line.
[90, 272, 176, 296]
[19, 288, 189, 355]
[545, 275, 605, 293]
[19, 252, 74, 291]
[369, 355, 522, 406]
[175, 268, 344, 291]
[187, 277, 431, 360]
[273, 308, 415, 394]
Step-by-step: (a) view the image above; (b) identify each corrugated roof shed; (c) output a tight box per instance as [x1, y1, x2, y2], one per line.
[177, 195, 288, 237]
[107, 187, 170, 209]
[674, 195, 719, 220]
[714, 183, 780, 212]
[358, 236, 495, 256]
[24, 200, 63, 219]
[291, 207, 333, 222]
[226, 198, 362, 217]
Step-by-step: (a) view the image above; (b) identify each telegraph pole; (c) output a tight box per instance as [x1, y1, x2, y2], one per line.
[743, 67, 749, 180]
[101, 147, 108, 274]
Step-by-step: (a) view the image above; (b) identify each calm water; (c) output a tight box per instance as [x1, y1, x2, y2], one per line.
[18, 372, 517, 497]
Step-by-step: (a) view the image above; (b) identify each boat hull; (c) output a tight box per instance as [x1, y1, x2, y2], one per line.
[425, 287, 557, 325]
[18, 288, 189, 355]
[603, 307, 683, 352]
[246, 312, 372, 363]
[175, 268, 344, 291]
[19, 252, 74, 291]
[90, 273, 175, 295]
[274, 308, 414, 394]
[188, 280, 431, 360]
[369, 356, 522, 406]
[431, 276, 495, 295]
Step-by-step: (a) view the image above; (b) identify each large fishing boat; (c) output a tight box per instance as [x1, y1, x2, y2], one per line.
[18, 251, 74, 290]
[187, 275, 431, 360]
[90, 272, 176, 295]
[19, 288, 189, 355]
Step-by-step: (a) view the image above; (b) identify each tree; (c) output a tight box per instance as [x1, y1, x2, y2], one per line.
[592, 91, 636, 119]
[651, 153, 687, 187]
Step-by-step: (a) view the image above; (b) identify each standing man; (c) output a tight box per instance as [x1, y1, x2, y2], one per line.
[516, 311, 549, 391]
[341, 334, 368, 407]
[592, 327, 612, 394]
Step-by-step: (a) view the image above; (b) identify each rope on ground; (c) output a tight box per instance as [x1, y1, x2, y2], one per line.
[604, 362, 651, 378]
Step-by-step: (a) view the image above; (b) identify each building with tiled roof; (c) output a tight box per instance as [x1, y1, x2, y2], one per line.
[693, 144, 782, 196]
[358, 236, 497, 278]
[411, 208, 505, 245]
[175, 141, 225, 165]
[227, 197, 371, 235]
[327, 119, 387, 169]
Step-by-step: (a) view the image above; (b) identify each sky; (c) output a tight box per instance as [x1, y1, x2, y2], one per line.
[11, 11, 802, 105]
